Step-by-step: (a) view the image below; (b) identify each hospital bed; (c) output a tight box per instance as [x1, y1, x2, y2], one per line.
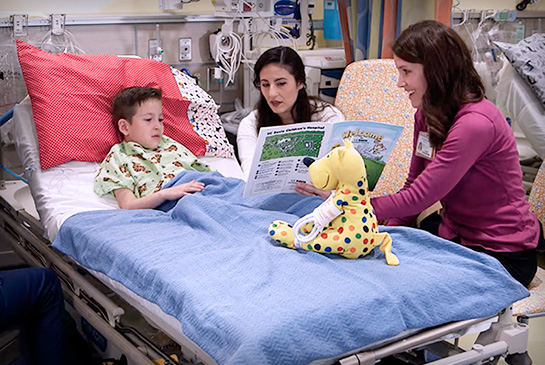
[495, 44, 545, 162]
[0, 47, 536, 365]
[495, 47, 545, 192]
[496, 59, 545, 162]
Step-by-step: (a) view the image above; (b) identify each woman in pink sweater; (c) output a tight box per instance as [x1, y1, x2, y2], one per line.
[371, 20, 542, 287]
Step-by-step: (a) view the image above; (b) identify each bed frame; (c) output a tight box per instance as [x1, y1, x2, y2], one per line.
[0, 183, 185, 364]
[0, 180, 534, 365]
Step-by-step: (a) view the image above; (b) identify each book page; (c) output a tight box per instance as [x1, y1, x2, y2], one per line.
[243, 122, 333, 197]
[326, 121, 404, 190]
[243, 120, 403, 196]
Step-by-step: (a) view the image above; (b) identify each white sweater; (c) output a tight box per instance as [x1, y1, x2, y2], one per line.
[236, 102, 345, 179]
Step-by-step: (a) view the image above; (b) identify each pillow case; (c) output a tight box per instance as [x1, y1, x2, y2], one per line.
[170, 67, 234, 158]
[17, 40, 222, 169]
[494, 33, 545, 108]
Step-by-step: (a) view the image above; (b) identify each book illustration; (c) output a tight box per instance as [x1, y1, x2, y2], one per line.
[328, 122, 403, 191]
[260, 130, 326, 161]
[244, 121, 403, 197]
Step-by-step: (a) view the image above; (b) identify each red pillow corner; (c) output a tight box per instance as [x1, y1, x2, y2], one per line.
[16, 40, 206, 170]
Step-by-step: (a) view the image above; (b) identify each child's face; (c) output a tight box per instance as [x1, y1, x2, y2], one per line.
[119, 98, 164, 149]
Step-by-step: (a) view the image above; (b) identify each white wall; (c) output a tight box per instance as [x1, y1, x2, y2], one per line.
[457, 0, 545, 11]
[0, 0, 213, 17]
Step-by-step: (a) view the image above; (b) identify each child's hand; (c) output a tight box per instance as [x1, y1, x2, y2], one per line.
[162, 180, 205, 201]
[295, 182, 330, 199]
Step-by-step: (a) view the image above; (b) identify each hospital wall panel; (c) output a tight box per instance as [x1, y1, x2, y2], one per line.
[66, 21, 243, 109]
[0, 19, 243, 113]
[0, 0, 214, 17]
[458, 0, 545, 11]
[0, 17, 243, 181]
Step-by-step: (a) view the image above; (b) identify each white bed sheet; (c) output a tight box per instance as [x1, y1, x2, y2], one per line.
[496, 59, 545, 160]
[29, 157, 242, 242]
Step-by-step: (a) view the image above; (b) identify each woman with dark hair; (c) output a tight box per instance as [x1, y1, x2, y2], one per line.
[237, 46, 344, 178]
[369, 20, 542, 287]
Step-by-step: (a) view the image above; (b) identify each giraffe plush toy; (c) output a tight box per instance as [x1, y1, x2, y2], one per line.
[268, 140, 399, 265]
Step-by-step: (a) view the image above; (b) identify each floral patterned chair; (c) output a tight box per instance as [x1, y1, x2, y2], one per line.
[334, 59, 416, 198]
[513, 161, 545, 321]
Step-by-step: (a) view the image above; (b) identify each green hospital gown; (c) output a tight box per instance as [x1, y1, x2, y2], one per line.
[94, 136, 214, 198]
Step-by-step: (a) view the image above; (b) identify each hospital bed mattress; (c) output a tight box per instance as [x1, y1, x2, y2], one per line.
[496, 59, 545, 160]
[6, 97, 531, 365]
[50, 167, 529, 364]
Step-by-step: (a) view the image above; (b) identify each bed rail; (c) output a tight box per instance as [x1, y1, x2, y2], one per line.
[63, 288, 156, 364]
[339, 309, 530, 365]
[0, 204, 124, 327]
[0, 196, 173, 364]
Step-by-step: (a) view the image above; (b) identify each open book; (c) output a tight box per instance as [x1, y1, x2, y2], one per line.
[243, 120, 404, 197]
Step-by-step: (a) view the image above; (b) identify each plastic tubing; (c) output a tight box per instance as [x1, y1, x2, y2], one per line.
[0, 107, 14, 127]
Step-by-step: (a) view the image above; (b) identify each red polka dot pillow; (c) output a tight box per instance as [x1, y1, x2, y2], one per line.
[16, 40, 207, 170]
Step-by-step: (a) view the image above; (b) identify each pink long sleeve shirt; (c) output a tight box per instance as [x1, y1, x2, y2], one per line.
[371, 99, 540, 253]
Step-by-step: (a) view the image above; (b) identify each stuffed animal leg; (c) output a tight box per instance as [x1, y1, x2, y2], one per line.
[269, 220, 312, 249]
[376, 232, 399, 266]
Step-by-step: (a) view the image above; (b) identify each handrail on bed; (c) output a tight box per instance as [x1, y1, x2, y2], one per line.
[339, 309, 529, 365]
[339, 315, 496, 365]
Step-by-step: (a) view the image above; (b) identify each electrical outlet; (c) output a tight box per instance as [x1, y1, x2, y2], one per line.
[179, 38, 192, 61]
[149, 39, 163, 61]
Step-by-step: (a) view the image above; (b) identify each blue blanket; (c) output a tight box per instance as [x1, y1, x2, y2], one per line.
[53, 171, 529, 365]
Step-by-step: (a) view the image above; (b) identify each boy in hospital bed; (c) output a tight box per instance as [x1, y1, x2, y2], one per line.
[94, 86, 214, 209]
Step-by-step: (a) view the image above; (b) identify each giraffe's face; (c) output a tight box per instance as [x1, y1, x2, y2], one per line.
[308, 140, 366, 191]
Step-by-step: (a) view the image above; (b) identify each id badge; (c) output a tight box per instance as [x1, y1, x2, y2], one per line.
[415, 131, 435, 160]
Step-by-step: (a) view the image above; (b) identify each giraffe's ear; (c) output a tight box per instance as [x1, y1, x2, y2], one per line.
[337, 145, 347, 160]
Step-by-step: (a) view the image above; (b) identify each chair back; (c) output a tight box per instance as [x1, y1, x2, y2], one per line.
[513, 161, 545, 318]
[528, 162, 545, 231]
[335, 59, 416, 197]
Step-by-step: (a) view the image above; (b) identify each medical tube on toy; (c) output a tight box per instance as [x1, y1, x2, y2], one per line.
[293, 194, 342, 248]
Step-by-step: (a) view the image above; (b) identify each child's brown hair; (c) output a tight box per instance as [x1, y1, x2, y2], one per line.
[112, 86, 162, 133]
